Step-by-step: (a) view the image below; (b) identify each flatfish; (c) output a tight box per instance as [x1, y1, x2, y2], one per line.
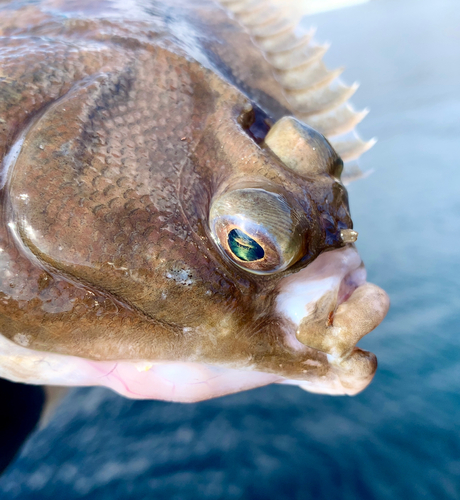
[0, 0, 389, 401]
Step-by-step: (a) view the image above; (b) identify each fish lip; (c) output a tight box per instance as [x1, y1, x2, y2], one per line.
[335, 261, 367, 308]
[275, 246, 389, 392]
[275, 245, 366, 335]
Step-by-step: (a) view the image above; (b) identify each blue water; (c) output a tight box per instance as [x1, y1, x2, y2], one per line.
[1, 0, 459, 498]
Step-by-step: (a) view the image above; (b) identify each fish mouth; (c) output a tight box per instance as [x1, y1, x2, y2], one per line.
[276, 245, 390, 395]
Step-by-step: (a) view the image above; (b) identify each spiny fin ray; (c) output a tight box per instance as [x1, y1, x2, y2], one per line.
[275, 62, 341, 95]
[270, 43, 329, 71]
[331, 136, 377, 163]
[286, 82, 358, 117]
[298, 104, 369, 137]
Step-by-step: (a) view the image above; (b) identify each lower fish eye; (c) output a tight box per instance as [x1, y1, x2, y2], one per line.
[228, 228, 264, 262]
[209, 188, 310, 274]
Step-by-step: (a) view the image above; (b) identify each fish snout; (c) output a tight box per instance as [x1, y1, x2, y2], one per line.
[276, 246, 389, 392]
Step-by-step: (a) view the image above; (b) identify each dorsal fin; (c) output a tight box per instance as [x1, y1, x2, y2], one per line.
[216, 0, 373, 183]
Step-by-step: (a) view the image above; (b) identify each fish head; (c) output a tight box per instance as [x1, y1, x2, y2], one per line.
[3, 73, 388, 401]
[176, 85, 390, 395]
[0, 0, 389, 402]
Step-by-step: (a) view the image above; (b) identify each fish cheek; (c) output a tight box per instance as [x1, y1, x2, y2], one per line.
[0, 230, 166, 361]
[7, 53, 255, 341]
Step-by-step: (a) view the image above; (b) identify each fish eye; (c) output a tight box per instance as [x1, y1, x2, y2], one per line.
[228, 229, 265, 262]
[238, 102, 272, 145]
[209, 188, 308, 275]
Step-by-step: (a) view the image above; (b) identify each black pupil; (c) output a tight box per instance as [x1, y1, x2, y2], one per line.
[228, 229, 264, 262]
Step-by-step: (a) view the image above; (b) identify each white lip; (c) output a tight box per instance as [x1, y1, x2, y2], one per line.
[275, 245, 390, 395]
[275, 245, 366, 340]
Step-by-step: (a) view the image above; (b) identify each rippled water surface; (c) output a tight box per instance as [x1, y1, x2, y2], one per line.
[1, 0, 459, 498]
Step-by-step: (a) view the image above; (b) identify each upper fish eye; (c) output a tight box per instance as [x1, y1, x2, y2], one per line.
[238, 102, 272, 145]
[209, 188, 308, 275]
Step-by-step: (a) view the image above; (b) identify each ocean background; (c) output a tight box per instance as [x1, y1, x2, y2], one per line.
[1, 0, 459, 497]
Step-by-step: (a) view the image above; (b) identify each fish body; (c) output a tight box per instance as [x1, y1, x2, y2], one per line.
[0, 0, 389, 401]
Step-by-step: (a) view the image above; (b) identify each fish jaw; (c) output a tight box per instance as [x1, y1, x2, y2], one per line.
[276, 245, 390, 395]
[0, 247, 388, 402]
[276, 246, 389, 359]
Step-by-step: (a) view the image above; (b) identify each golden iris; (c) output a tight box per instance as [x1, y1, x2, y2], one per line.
[228, 229, 264, 262]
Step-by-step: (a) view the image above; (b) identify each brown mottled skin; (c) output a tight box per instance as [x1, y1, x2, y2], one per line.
[0, 0, 378, 390]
